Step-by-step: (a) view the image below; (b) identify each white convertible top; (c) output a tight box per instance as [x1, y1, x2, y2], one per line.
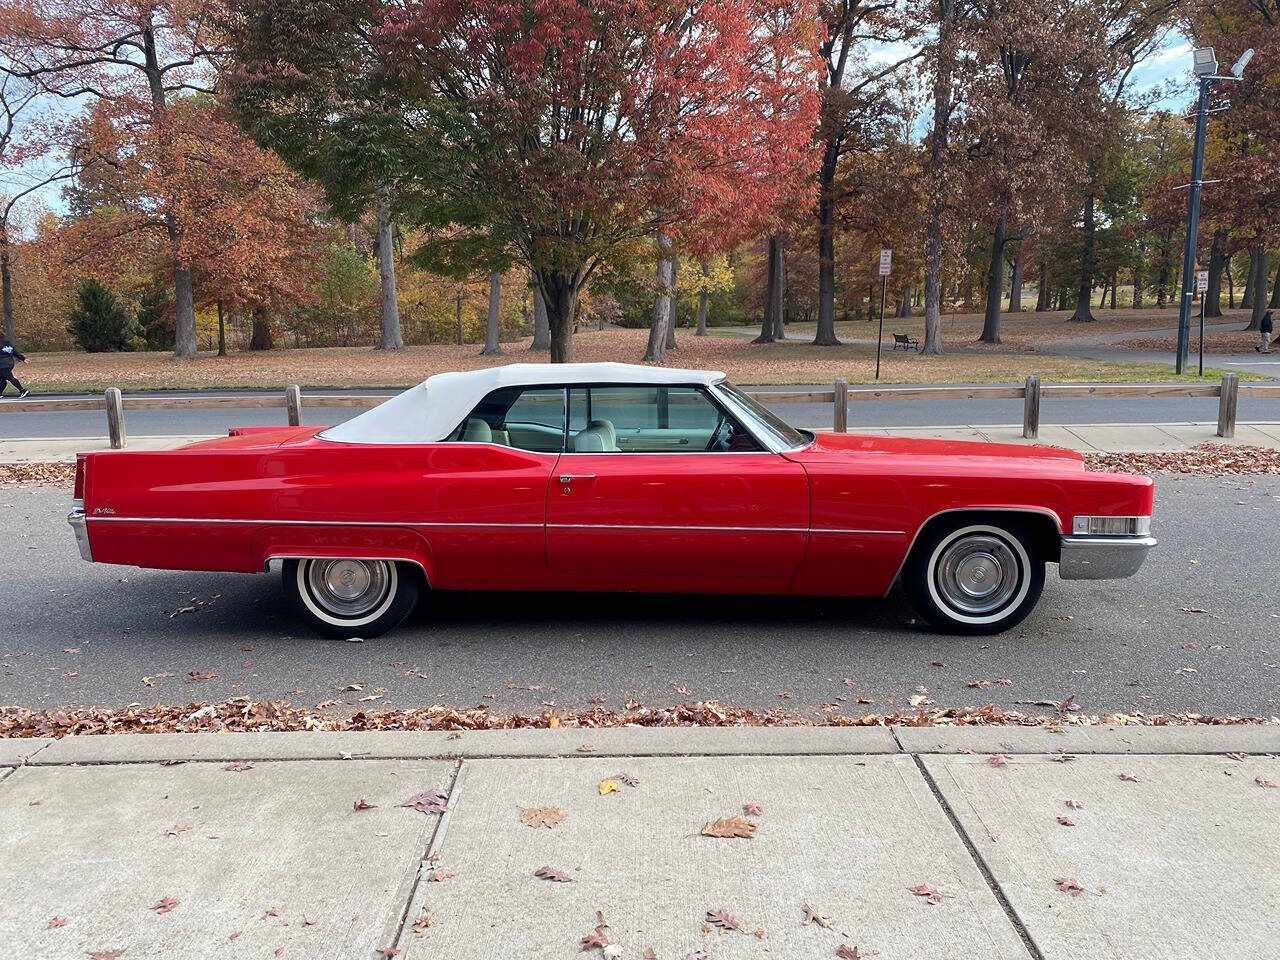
[319, 362, 727, 445]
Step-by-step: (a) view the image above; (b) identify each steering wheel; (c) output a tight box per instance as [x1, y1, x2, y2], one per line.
[706, 413, 730, 451]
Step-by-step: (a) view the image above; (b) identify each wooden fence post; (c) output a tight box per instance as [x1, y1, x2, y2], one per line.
[285, 384, 303, 426]
[833, 378, 848, 433]
[1022, 375, 1040, 440]
[105, 387, 126, 449]
[1216, 373, 1238, 438]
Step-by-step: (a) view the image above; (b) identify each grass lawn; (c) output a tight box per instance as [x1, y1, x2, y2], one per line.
[12, 325, 1245, 394]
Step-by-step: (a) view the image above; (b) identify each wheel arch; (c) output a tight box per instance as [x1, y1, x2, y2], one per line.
[263, 551, 433, 589]
[888, 506, 1062, 596]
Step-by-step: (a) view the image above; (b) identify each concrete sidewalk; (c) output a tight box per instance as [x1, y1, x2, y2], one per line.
[2, 727, 1278, 959]
[4, 422, 1280, 462]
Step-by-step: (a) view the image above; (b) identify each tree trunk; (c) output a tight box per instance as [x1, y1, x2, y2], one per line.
[482, 271, 503, 355]
[1097, 278, 1108, 309]
[813, 146, 840, 346]
[1226, 256, 1234, 308]
[696, 261, 709, 335]
[896, 284, 910, 317]
[1270, 260, 1280, 309]
[755, 234, 786, 343]
[1156, 256, 1169, 309]
[530, 275, 551, 350]
[0, 229, 13, 342]
[921, 0, 957, 356]
[1241, 247, 1259, 311]
[1007, 253, 1023, 313]
[375, 183, 404, 349]
[1204, 230, 1225, 317]
[770, 236, 786, 340]
[249, 307, 273, 350]
[980, 216, 1006, 343]
[1035, 262, 1049, 311]
[1132, 271, 1144, 309]
[536, 269, 579, 363]
[217, 300, 226, 357]
[1247, 248, 1270, 330]
[644, 233, 673, 362]
[665, 253, 678, 350]
[1109, 271, 1117, 309]
[1070, 179, 1097, 322]
[173, 266, 197, 356]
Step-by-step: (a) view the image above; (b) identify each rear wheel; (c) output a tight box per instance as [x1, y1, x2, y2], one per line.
[903, 519, 1044, 634]
[283, 558, 420, 638]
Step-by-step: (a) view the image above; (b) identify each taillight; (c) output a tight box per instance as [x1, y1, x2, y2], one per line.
[74, 455, 86, 501]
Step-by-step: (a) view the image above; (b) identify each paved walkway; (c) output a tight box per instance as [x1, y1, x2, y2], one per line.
[4, 421, 1279, 462]
[2, 727, 1278, 959]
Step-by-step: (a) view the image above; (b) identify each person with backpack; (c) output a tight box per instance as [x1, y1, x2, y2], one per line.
[0, 335, 28, 397]
[1258, 310, 1274, 355]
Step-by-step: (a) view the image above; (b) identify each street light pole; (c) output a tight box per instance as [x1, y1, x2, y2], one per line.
[1175, 76, 1211, 375]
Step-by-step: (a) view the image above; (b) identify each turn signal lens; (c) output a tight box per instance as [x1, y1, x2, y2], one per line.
[1072, 516, 1150, 537]
[74, 455, 86, 502]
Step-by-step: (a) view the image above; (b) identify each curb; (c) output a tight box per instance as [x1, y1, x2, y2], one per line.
[8, 724, 1279, 766]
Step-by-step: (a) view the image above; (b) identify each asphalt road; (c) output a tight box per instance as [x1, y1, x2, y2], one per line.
[4, 475, 1279, 718]
[4, 386, 1280, 438]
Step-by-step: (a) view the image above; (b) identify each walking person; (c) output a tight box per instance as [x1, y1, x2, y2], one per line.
[0, 335, 28, 397]
[1258, 310, 1274, 354]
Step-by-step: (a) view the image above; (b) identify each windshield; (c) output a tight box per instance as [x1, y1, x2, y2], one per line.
[712, 381, 809, 451]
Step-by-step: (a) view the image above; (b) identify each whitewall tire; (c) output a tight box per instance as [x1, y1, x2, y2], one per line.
[903, 519, 1044, 635]
[283, 558, 420, 638]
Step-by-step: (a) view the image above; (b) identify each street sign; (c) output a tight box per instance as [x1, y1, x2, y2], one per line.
[878, 249, 892, 276]
[1196, 270, 1209, 292]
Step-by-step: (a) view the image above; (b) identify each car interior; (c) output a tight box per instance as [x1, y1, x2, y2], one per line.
[446, 384, 761, 453]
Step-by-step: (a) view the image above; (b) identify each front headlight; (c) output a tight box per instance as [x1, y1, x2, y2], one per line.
[1072, 515, 1151, 537]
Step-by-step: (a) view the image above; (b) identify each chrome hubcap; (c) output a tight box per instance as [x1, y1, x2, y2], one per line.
[935, 535, 1020, 615]
[306, 559, 391, 617]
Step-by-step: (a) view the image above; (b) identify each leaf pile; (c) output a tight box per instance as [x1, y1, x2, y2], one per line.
[1084, 443, 1280, 476]
[0, 696, 1274, 740]
[0, 463, 77, 487]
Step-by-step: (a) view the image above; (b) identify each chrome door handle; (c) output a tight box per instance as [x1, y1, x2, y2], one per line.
[559, 474, 596, 483]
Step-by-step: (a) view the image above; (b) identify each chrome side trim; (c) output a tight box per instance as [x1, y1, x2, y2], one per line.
[1058, 535, 1156, 580]
[86, 515, 904, 536]
[881, 505, 1066, 598]
[68, 505, 93, 561]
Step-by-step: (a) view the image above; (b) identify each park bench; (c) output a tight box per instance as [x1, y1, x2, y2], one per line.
[892, 333, 919, 351]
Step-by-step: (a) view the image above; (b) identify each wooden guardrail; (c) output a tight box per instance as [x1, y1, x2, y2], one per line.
[1, 374, 1275, 448]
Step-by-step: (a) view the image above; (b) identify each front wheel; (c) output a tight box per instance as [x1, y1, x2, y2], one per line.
[903, 520, 1044, 635]
[283, 558, 420, 638]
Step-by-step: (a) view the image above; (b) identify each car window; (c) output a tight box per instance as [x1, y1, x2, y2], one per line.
[447, 386, 565, 452]
[567, 386, 760, 453]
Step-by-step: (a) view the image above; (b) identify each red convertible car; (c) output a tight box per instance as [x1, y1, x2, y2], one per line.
[68, 363, 1154, 636]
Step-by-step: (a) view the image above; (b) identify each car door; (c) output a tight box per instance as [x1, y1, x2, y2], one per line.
[544, 385, 809, 588]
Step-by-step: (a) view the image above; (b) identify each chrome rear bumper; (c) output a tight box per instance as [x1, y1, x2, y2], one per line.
[1058, 535, 1155, 580]
[68, 506, 93, 561]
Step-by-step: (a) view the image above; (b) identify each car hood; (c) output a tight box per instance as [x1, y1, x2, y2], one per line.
[787, 431, 1086, 470]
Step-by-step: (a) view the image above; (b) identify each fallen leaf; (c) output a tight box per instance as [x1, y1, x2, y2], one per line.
[187, 670, 218, 681]
[151, 897, 179, 914]
[403, 789, 449, 815]
[1257, 777, 1278, 788]
[614, 771, 640, 787]
[907, 883, 946, 904]
[224, 761, 254, 772]
[1119, 771, 1140, 783]
[598, 779, 619, 796]
[88, 951, 125, 960]
[643, 950, 657, 960]
[48, 917, 68, 928]
[1065, 799, 1084, 810]
[968, 679, 991, 688]
[988, 754, 1011, 767]
[412, 908, 434, 933]
[1054, 876, 1084, 896]
[426, 869, 454, 882]
[578, 743, 595, 752]
[229, 931, 242, 940]
[1181, 606, 1209, 614]
[375, 948, 400, 958]
[275, 949, 285, 958]
[165, 824, 192, 836]
[1050, 749, 1077, 763]
[1057, 816, 1076, 827]
[802, 903, 832, 929]
[701, 816, 757, 839]
[1225, 752, 1246, 761]
[684, 953, 708, 960]
[520, 806, 565, 829]
[705, 908, 739, 931]
[581, 933, 610, 950]
[534, 865, 573, 882]
[353, 797, 377, 811]
[836, 947, 862, 959]
[743, 802, 763, 817]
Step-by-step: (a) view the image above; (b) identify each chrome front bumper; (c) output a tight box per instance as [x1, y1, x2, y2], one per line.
[1058, 535, 1156, 580]
[68, 506, 93, 561]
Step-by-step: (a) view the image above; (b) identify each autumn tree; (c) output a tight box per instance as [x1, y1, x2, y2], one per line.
[0, 0, 225, 356]
[227, 0, 820, 363]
